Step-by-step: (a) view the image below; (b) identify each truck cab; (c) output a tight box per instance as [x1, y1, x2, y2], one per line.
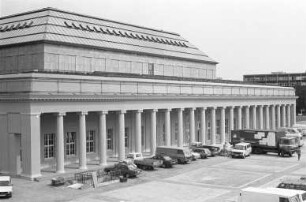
[231, 142, 252, 158]
[279, 136, 299, 157]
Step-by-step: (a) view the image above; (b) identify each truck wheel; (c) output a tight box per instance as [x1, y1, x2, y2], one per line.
[289, 153, 292, 157]
[242, 154, 245, 159]
[125, 173, 130, 178]
[281, 151, 285, 157]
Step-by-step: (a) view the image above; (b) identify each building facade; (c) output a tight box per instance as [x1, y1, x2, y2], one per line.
[244, 72, 306, 114]
[0, 8, 297, 180]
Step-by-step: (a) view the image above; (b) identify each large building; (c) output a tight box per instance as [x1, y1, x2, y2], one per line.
[0, 8, 297, 180]
[244, 72, 306, 114]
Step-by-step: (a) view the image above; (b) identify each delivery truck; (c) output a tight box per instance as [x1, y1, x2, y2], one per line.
[230, 129, 299, 157]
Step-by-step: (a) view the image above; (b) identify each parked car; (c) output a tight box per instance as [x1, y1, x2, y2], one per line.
[293, 124, 306, 136]
[191, 151, 201, 161]
[200, 145, 221, 156]
[0, 176, 13, 198]
[104, 161, 141, 178]
[279, 127, 304, 147]
[126, 152, 163, 170]
[191, 148, 208, 159]
[150, 154, 176, 168]
[156, 146, 193, 164]
[231, 142, 252, 159]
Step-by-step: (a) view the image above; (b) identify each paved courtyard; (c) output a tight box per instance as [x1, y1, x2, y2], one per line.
[3, 139, 306, 202]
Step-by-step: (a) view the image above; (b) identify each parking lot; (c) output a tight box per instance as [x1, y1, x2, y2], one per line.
[3, 139, 305, 202]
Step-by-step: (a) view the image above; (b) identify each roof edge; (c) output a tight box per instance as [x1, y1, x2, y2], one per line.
[0, 7, 181, 36]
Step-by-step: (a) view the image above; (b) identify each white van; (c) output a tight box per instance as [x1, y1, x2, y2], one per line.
[0, 176, 12, 198]
[238, 187, 306, 202]
[156, 146, 193, 164]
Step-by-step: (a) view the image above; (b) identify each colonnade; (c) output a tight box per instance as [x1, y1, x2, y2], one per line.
[53, 103, 295, 173]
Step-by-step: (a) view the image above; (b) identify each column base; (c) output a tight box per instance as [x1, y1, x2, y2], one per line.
[99, 162, 107, 167]
[79, 166, 87, 170]
[56, 170, 65, 174]
[20, 173, 42, 181]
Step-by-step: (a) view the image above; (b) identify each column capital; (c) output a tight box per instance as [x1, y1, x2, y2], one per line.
[136, 109, 143, 113]
[56, 112, 66, 117]
[200, 107, 207, 110]
[78, 111, 88, 116]
[177, 108, 184, 112]
[189, 107, 196, 111]
[152, 109, 158, 112]
[165, 108, 172, 112]
[119, 110, 126, 114]
[210, 106, 216, 110]
[236, 106, 242, 109]
[98, 111, 108, 115]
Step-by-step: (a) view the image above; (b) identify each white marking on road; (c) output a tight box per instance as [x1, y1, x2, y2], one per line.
[237, 173, 271, 189]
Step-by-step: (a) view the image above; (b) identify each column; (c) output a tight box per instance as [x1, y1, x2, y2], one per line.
[292, 103, 296, 126]
[237, 106, 242, 129]
[211, 107, 216, 145]
[98, 111, 107, 166]
[200, 107, 206, 144]
[271, 105, 276, 130]
[118, 110, 126, 161]
[135, 110, 142, 153]
[178, 108, 184, 147]
[265, 105, 270, 129]
[165, 108, 171, 146]
[79, 112, 87, 170]
[151, 109, 157, 154]
[287, 104, 291, 127]
[220, 107, 225, 144]
[282, 105, 286, 127]
[245, 106, 250, 129]
[276, 105, 281, 129]
[189, 108, 195, 143]
[56, 112, 65, 173]
[20, 113, 41, 179]
[259, 105, 263, 130]
[252, 106, 257, 129]
[229, 107, 234, 131]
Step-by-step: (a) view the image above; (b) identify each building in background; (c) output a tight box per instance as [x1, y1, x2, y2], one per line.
[244, 72, 306, 114]
[0, 8, 296, 179]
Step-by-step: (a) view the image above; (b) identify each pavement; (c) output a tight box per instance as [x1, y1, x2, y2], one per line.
[2, 138, 306, 202]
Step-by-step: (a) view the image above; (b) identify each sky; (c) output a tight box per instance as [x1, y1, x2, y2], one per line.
[1, 0, 305, 81]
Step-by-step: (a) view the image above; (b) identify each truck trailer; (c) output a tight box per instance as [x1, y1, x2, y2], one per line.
[230, 129, 299, 156]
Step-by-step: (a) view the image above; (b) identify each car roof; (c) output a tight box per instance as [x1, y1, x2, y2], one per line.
[236, 142, 250, 146]
[0, 176, 11, 181]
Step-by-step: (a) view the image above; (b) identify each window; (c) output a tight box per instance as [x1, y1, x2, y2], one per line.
[216, 120, 220, 135]
[174, 123, 178, 141]
[225, 119, 229, 134]
[148, 63, 154, 75]
[125, 127, 129, 147]
[44, 133, 55, 159]
[162, 124, 165, 142]
[86, 130, 95, 153]
[66, 132, 76, 156]
[107, 129, 113, 150]
[207, 121, 211, 140]
[141, 126, 145, 146]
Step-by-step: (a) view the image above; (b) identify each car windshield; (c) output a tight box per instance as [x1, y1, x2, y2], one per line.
[0, 181, 10, 186]
[234, 145, 245, 150]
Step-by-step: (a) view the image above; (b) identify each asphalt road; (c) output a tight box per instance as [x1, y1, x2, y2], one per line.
[2, 140, 306, 202]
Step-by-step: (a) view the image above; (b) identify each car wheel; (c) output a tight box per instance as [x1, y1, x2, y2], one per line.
[242, 154, 245, 159]
[281, 151, 285, 157]
[125, 173, 130, 178]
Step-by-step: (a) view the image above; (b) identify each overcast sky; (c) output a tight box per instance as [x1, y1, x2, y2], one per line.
[1, 0, 305, 80]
